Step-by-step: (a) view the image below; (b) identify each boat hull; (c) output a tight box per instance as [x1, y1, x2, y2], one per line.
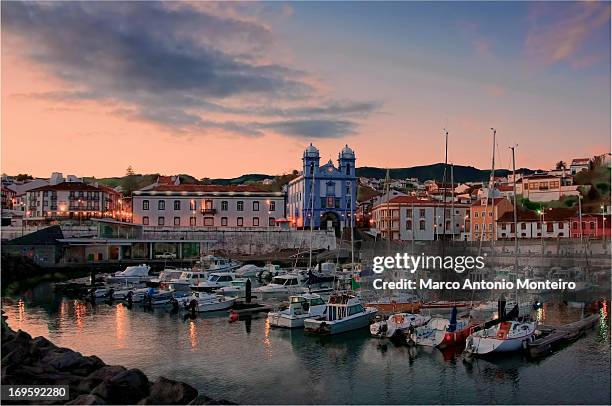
[304, 310, 377, 335]
[197, 298, 235, 312]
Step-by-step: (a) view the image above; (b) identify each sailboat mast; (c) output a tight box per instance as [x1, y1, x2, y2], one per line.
[451, 163, 455, 245]
[510, 145, 518, 276]
[385, 169, 391, 254]
[442, 129, 449, 254]
[308, 163, 315, 271]
[489, 128, 496, 253]
[350, 180, 355, 268]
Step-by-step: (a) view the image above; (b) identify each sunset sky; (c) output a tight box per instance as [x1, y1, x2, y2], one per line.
[2, 2, 610, 179]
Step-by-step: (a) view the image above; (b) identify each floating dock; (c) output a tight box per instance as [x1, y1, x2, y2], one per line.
[527, 314, 600, 358]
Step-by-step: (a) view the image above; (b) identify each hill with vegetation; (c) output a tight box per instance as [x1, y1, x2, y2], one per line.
[355, 163, 536, 183]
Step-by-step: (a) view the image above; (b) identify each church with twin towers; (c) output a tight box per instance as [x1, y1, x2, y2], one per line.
[286, 144, 357, 235]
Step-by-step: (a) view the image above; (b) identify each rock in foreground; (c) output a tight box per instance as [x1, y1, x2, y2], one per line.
[1, 313, 234, 405]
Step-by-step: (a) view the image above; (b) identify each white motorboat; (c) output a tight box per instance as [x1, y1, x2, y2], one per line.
[195, 255, 240, 273]
[147, 268, 187, 287]
[169, 270, 209, 288]
[370, 313, 431, 339]
[268, 293, 327, 328]
[180, 292, 235, 312]
[304, 293, 378, 335]
[465, 319, 537, 355]
[191, 273, 236, 292]
[253, 273, 307, 299]
[105, 264, 152, 284]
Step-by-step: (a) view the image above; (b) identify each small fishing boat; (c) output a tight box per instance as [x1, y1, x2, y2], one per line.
[465, 305, 537, 356]
[268, 293, 327, 328]
[370, 313, 431, 339]
[304, 293, 377, 335]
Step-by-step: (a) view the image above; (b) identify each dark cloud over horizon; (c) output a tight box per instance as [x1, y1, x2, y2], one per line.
[3, 2, 379, 139]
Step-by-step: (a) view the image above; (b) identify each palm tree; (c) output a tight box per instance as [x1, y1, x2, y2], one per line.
[555, 160, 567, 170]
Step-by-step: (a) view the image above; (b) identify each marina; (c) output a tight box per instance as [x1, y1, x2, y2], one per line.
[3, 274, 610, 404]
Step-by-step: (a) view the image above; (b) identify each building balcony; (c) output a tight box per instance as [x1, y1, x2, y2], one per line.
[200, 208, 217, 215]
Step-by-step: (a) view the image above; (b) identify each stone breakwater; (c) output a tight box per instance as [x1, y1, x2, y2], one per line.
[1, 314, 234, 405]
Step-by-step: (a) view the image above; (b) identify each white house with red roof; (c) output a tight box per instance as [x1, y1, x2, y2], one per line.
[132, 182, 285, 228]
[570, 158, 590, 175]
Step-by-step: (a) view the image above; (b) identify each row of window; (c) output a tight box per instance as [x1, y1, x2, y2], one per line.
[527, 181, 560, 190]
[142, 216, 276, 227]
[473, 211, 493, 218]
[375, 208, 465, 219]
[141, 199, 276, 212]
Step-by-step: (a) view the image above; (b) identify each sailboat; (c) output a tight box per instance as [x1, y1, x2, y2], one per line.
[465, 303, 536, 355]
[408, 306, 473, 348]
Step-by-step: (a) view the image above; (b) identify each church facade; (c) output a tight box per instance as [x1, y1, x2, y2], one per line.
[286, 144, 357, 233]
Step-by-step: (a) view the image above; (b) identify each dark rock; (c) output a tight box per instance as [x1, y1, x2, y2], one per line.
[67, 394, 107, 405]
[139, 377, 198, 404]
[76, 365, 127, 394]
[2, 345, 32, 367]
[91, 368, 150, 404]
[40, 349, 102, 375]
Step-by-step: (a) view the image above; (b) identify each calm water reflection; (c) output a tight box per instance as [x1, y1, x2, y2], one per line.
[2, 284, 610, 405]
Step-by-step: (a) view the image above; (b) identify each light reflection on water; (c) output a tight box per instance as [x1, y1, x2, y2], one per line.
[2, 285, 611, 405]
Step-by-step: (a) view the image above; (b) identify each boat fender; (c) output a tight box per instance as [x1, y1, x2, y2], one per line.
[229, 310, 239, 322]
[522, 340, 528, 350]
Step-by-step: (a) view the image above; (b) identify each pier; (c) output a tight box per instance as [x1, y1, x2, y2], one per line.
[527, 313, 601, 358]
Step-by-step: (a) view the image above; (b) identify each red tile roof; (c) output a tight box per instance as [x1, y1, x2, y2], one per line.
[470, 197, 508, 207]
[571, 158, 590, 164]
[498, 185, 514, 191]
[28, 182, 100, 192]
[148, 184, 268, 193]
[497, 207, 577, 222]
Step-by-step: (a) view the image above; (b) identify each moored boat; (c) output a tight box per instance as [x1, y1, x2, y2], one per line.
[304, 293, 377, 335]
[465, 305, 537, 356]
[268, 293, 327, 328]
[370, 313, 431, 339]
[408, 307, 473, 348]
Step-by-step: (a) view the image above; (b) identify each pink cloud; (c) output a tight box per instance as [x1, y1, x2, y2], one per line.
[524, 2, 610, 68]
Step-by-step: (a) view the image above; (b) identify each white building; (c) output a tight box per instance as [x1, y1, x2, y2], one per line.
[496, 208, 576, 239]
[371, 196, 470, 241]
[570, 158, 590, 175]
[518, 174, 579, 202]
[132, 184, 285, 228]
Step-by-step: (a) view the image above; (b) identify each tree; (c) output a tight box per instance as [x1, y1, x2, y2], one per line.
[555, 161, 567, 170]
[15, 174, 33, 182]
[200, 177, 211, 185]
[122, 166, 137, 195]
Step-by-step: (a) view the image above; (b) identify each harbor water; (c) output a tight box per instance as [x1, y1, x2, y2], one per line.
[3, 283, 610, 405]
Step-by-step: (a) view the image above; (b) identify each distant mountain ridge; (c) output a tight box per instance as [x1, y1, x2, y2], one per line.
[356, 163, 537, 183]
[71, 163, 538, 192]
